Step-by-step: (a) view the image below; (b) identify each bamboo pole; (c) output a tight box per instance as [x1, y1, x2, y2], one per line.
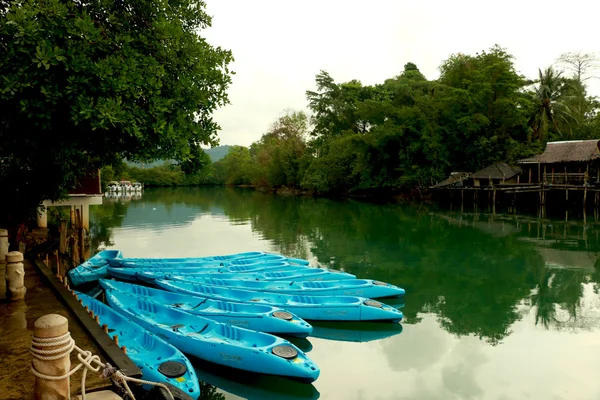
[59, 220, 67, 254]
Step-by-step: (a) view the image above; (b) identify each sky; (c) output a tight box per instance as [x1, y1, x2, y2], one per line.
[202, 0, 600, 147]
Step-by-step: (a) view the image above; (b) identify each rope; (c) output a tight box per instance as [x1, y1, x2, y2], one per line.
[30, 331, 174, 400]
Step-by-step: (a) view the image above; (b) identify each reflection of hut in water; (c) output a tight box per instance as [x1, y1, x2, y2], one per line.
[472, 162, 522, 187]
[434, 213, 521, 237]
[538, 248, 600, 271]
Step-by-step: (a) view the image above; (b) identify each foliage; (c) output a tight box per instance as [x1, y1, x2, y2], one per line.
[213, 146, 253, 185]
[250, 111, 309, 189]
[122, 46, 600, 199]
[0, 0, 233, 227]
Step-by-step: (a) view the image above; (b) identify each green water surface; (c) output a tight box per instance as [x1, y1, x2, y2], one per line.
[91, 187, 600, 400]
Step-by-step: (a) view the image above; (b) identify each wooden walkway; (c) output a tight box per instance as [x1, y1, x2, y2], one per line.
[434, 183, 600, 220]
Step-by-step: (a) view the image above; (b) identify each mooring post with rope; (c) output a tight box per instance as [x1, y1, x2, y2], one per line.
[32, 314, 71, 400]
[5, 251, 26, 300]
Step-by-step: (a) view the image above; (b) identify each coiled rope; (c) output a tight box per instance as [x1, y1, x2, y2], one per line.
[30, 331, 174, 400]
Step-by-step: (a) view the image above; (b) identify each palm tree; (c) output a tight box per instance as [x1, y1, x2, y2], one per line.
[530, 67, 574, 140]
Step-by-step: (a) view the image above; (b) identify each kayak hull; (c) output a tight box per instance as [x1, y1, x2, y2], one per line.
[99, 279, 313, 338]
[137, 267, 357, 284]
[186, 277, 405, 299]
[68, 250, 123, 286]
[105, 290, 320, 383]
[75, 292, 201, 398]
[155, 279, 403, 323]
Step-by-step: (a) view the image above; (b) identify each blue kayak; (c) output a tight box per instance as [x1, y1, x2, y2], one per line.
[75, 292, 201, 399]
[68, 250, 123, 286]
[155, 279, 403, 322]
[138, 268, 357, 284]
[106, 254, 292, 268]
[105, 289, 320, 383]
[185, 277, 405, 299]
[107, 263, 305, 282]
[99, 279, 313, 338]
[109, 261, 300, 272]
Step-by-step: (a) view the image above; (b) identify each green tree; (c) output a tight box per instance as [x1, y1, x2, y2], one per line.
[217, 146, 253, 185]
[251, 110, 309, 189]
[529, 67, 572, 140]
[438, 45, 531, 171]
[0, 0, 233, 229]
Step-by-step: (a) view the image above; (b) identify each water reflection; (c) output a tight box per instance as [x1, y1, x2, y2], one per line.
[310, 321, 403, 343]
[192, 358, 320, 400]
[88, 187, 600, 399]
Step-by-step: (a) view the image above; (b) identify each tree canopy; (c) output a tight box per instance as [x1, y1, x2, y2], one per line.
[0, 0, 233, 225]
[213, 46, 600, 196]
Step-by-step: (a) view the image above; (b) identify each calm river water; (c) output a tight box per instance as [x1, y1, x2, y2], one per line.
[91, 187, 600, 400]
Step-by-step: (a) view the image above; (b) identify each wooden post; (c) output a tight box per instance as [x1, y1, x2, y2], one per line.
[461, 189, 464, 213]
[0, 229, 8, 263]
[584, 186, 588, 218]
[77, 210, 85, 265]
[551, 168, 554, 183]
[59, 220, 67, 254]
[71, 231, 79, 267]
[493, 188, 497, 215]
[541, 187, 546, 218]
[32, 314, 70, 400]
[586, 163, 589, 185]
[5, 251, 26, 300]
[529, 168, 532, 184]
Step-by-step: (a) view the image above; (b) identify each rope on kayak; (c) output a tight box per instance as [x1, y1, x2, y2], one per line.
[30, 331, 175, 400]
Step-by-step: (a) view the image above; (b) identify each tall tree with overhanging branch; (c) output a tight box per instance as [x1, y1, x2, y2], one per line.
[0, 0, 233, 229]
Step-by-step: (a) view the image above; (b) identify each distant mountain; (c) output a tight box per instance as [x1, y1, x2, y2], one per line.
[205, 145, 231, 162]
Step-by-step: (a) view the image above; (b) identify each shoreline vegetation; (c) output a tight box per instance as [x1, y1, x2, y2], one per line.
[105, 46, 600, 201]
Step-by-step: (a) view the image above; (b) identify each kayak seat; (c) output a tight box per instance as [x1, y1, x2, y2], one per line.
[215, 324, 240, 341]
[301, 281, 328, 289]
[191, 284, 216, 295]
[214, 301, 238, 312]
[139, 333, 159, 352]
[131, 286, 152, 297]
[290, 295, 318, 304]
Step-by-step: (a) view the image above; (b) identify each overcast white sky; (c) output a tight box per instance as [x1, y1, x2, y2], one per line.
[202, 0, 600, 147]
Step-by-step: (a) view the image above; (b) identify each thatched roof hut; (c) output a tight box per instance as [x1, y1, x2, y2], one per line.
[431, 172, 471, 188]
[519, 140, 600, 164]
[472, 162, 522, 180]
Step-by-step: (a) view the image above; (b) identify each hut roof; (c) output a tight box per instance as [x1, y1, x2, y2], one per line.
[432, 172, 471, 188]
[472, 162, 522, 180]
[519, 140, 600, 164]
